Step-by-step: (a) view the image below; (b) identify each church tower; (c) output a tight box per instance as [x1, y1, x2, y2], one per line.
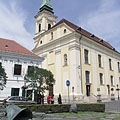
[34, 0, 57, 37]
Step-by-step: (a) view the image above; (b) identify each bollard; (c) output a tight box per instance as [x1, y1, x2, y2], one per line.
[5, 105, 32, 120]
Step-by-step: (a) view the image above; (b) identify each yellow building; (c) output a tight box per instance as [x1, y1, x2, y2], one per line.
[33, 0, 120, 102]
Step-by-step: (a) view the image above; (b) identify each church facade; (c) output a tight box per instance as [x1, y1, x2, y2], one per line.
[33, 0, 120, 102]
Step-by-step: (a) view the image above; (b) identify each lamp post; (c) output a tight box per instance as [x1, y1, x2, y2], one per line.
[111, 88, 115, 101]
[116, 84, 120, 100]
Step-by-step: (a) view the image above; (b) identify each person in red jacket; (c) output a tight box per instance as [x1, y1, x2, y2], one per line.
[47, 95, 50, 104]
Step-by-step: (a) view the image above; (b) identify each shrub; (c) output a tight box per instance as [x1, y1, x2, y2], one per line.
[19, 103, 105, 113]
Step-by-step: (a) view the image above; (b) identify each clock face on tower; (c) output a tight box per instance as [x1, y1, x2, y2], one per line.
[48, 14, 52, 18]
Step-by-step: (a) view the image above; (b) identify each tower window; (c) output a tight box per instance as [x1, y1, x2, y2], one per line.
[40, 40, 42, 44]
[51, 32, 53, 40]
[64, 29, 67, 34]
[39, 24, 41, 32]
[48, 24, 51, 30]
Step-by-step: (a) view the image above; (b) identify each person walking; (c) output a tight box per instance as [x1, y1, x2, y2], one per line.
[58, 94, 62, 104]
[51, 94, 54, 104]
[41, 94, 44, 104]
[47, 94, 50, 104]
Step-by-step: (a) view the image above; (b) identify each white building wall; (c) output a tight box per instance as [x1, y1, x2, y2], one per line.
[0, 54, 42, 100]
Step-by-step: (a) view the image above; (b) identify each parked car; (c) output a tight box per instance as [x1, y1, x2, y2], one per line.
[4, 96, 37, 105]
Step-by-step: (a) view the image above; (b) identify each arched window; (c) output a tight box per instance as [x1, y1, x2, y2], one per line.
[48, 24, 51, 30]
[39, 24, 41, 32]
[40, 40, 42, 44]
[64, 54, 67, 66]
[64, 29, 67, 34]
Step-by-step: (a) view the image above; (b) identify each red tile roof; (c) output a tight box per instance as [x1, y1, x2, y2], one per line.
[0, 38, 37, 56]
[53, 18, 117, 53]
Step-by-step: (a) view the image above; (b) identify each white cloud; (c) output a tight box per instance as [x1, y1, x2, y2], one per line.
[79, 0, 120, 52]
[0, 1, 34, 50]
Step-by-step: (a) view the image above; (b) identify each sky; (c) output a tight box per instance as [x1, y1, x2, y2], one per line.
[0, 0, 120, 52]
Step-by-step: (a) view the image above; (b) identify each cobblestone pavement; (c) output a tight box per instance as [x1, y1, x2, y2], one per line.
[1, 102, 120, 120]
[104, 100, 120, 112]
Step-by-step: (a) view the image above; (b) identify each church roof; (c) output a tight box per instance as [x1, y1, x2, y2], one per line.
[52, 18, 118, 53]
[0, 38, 37, 57]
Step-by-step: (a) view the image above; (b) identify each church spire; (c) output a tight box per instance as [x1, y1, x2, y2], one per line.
[40, 0, 54, 13]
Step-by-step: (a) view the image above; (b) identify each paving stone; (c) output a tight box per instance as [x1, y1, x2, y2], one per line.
[43, 118, 63, 120]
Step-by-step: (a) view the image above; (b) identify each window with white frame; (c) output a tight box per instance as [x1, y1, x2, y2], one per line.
[39, 24, 41, 32]
[64, 54, 67, 66]
[84, 49, 89, 64]
[110, 75, 114, 86]
[51, 32, 53, 40]
[63, 29, 67, 34]
[98, 54, 102, 67]
[85, 71, 90, 83]
[48, 24, 51, 30]
[109, 59, 112, 70]
[118, 62, 120, 73]
[14, 64, 22, 75]
[99, 73, 104, 85]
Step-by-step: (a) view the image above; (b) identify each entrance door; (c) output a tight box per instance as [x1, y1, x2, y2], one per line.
[26, 90, 33, 100]
[86, 85, 90, 96]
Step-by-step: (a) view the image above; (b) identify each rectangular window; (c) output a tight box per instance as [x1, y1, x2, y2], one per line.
[51, 32, 53, 40]
[85, 71, 90, 83]
[99, 73, 103, 85]
[109, 59, 112, 70]
[84, 49, 89, 64]
[111, 76, 114, 86]
[98, 54, 102, 67]
[14, 64, 22, 75]
[39, 24, 41, 32]
[11, 88, 19, 96]
[118, 62, 120, 72]
[27, 66, 34, 76]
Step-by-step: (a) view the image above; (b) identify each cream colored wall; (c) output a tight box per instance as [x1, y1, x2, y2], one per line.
[34, 25, 73, 49]
[80, 37, 120, 98]
[34, 10, 120, 99]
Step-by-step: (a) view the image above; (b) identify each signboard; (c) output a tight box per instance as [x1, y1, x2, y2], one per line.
[66, 80, 70, 86]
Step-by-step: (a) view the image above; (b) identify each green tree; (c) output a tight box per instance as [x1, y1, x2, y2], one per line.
[0, 63, 7, 90]
[25, 66, 55, 94]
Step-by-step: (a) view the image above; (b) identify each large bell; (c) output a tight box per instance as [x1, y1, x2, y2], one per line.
[5, 105, 32, 120]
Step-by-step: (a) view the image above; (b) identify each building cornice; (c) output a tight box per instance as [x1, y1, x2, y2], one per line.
[0, 51, 44, 62]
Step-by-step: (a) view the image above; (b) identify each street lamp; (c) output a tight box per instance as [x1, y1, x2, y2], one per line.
[116, 84, 120, 100]
[111, 88, 115, 101]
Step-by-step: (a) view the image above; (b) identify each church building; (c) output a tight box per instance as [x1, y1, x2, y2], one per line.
[33, 0, 120, 102]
